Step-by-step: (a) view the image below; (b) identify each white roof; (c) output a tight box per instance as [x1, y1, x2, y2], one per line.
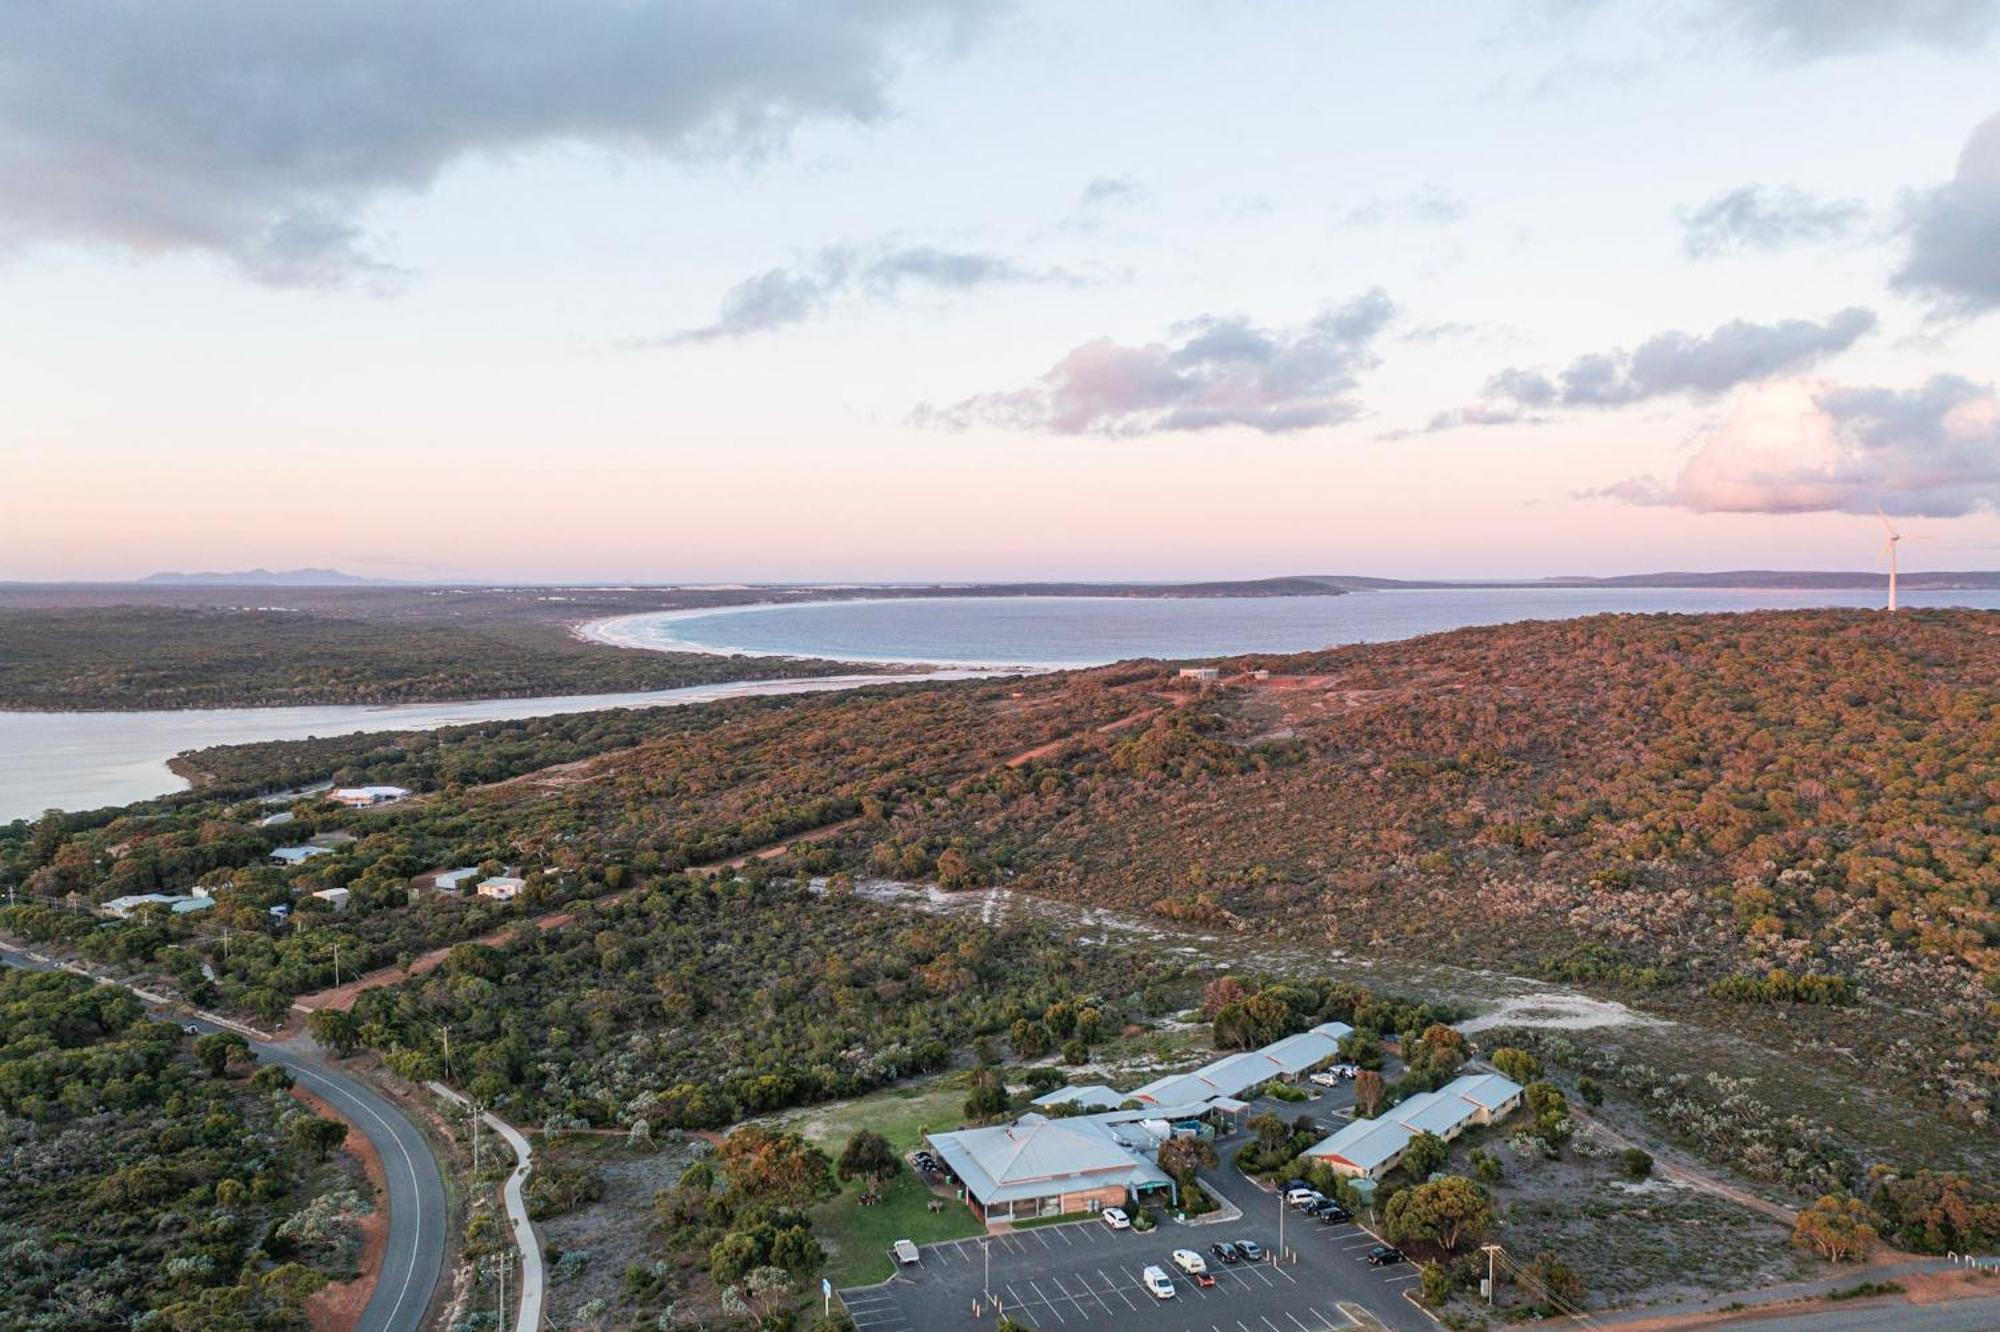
[1307, 1116, 1413, 1171]
[1031, 1085, 1127, 1111]
[1389, 1090, 1470, 1138]
[332, 785, 410, 799]
[926, 1114, 1170, 1205]
[433, 867, 480, 887]
[272, 845, 333, 862]
[478, 875, 526, 890]
[1130, 1020, 1353, 1106]
[311, 886, 351, 900]
[1438, 1072, 1523, 1111]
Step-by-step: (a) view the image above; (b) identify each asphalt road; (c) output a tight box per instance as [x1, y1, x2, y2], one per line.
[1, 945, 447, 1332]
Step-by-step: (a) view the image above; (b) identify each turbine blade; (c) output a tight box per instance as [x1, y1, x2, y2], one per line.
[1876, 506, 1900, 539]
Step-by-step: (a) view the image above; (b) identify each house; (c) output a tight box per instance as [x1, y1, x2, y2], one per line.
[1177, 667, 1221, 682]
[272, 845, 334, 866]
[431, 867, 481, 892]
[328, 785, 411, 808]
[1305, 1116, 1415, 1181]
[309, 887, 352, 912]
[924, 1113, 1177, 1224]
[477, 875, 526, 902]
[258, 811, 295, 828]
[102, 887, 215, 919]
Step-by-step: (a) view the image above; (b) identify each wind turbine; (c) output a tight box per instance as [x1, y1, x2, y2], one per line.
[1875, 507, 1932, 612]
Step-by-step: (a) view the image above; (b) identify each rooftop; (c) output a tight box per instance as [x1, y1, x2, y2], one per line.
[1306, 1115, 1413, 1171]
[927, 1114, 1170, 1205]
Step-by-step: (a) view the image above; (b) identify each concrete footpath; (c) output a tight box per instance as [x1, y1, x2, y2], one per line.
[429, 1082, 546, 1332]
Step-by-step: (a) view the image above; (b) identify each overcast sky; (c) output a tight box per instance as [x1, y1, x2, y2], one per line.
[5, 0, 2000, 581]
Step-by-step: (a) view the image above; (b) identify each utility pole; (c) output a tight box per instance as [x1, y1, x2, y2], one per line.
[983, 1237, 991, 1302]
[439, 1025, 452, 1082]
[471, 1103, 482, 1172]
[497, 1246, 511, 1329]
[1277, 1188, 1285, 1262]
[330, 942, 340, 989]
[1482, 1243, 1501, 1304]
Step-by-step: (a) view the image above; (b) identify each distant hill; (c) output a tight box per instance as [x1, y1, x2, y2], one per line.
[138, 568, 401, 587]
[1291, 570, 2000, 592]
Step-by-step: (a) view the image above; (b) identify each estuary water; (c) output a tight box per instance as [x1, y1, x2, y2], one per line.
[0, 674, 953, 823]
[583, 586, 2000, 668]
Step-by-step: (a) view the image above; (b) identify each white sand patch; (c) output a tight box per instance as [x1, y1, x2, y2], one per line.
[1459, 992, 1667, 1033]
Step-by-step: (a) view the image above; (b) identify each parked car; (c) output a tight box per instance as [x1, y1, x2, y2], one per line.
[1142, 1265, 1177, 1299]
[1236, 1239, 1267, 1262]
[892, 1239, 921, 1266]
[1317, 1205, 1352, 1224]
[1100, 1207, 1131, 1230]
[1309, 1070, 1342, 1088]
[1192, 1271, 1217, 1288]
[1284, 1187, 1321, 1208]
[1170, 1249, 1207, 1276]
[1284, 1177, 1311, 1193]
[1365, 1245, 1405, 1267]
[1211, 1242, 1242, 1265]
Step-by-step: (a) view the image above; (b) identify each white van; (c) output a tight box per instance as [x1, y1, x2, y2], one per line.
[1141, 1265, 1177, 1300]
[1284, 1187, 1321, 1208]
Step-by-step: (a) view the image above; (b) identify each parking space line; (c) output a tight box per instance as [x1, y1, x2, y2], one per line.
[1383, 1272, 1420, 1284]
[1052, 1226, 1074, 1246]
[1266, 1262, 1296, 1285]
[1095, 1268, 1138, 1311]
[1032, 1229, 1052, 1249]
[1027, 1280, 1072, 1320]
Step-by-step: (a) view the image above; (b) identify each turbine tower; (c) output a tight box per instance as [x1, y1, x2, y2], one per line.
[1878, 507, 1902, 613]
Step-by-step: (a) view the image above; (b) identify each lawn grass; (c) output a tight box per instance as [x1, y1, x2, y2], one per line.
[814, 1165, 983, 1287]
[790, 1079, 986, 1287]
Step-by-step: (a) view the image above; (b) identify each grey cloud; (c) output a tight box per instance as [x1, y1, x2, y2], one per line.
[1336, 188, 1468, 228]
[917, 289, 1397, 436]
[652, 243, 1068, 345]
[0, 0, 988, 288]
[1593, 375, 2000, 516]
[1716, 0, 1999, 60]
[1077, 176, 1147, 209]
[1893, 112, 2000, 318]
[1484, 308, 1877, 411]
[1681, 185, 1866, 257]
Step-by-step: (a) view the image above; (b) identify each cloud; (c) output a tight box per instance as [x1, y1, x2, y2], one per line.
[1893, 111, 2000, 318]
[1336, 188, 1468, 228]
[1077, 176, 1147, 210]
[1681, 186, 1866, 257]
[650, 242, 1071, 345]
[0, 0, 988, 288]
[1714, 0, 2000, 60]
[917, 289, 1397, 435]
[1590, 376, 2000, 515]
[1479, 307, 1876, 411]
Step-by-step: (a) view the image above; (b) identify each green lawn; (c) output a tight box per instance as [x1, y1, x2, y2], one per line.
[814, 1165, 984, 1287]
[791, 1079, 987, 1287]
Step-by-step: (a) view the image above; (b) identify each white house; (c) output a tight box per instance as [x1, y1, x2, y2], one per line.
[309, 887, 352, 912]
[328, 785, 411, 808]
[272, 845, 334, 866]
[432, 867, 481, 892]
[477, 875, 526, 902]
[1177, 667, 1221, 682]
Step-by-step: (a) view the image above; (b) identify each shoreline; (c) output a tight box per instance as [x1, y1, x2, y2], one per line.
[573, 598, 1079, 672]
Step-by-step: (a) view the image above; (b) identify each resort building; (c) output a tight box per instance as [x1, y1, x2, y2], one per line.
[1306, 1070, 1524, 1179]
[272, 845, 334, 866]
[1127, 1021, 1354, 1106]
[102, 888, 214, 919]
[924, 1113, 1180, 1223]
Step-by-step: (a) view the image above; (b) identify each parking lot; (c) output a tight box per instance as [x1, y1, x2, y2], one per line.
[839, 1154, 1431, 1332]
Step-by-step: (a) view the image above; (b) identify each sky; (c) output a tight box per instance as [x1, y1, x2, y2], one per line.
[4, 0, 2000, 583]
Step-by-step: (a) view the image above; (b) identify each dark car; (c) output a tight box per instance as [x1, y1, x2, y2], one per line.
[1235, 1239, 1266, 1262]
[1210, 1242, 1242, 1265]
[1365, 1245, 1405, 1267]
[1317, 1205, 1352, 1224]
[1284, 1178, 1310, 1194]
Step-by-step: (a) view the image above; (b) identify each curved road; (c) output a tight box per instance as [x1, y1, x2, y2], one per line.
[1, 945, 447, 1332]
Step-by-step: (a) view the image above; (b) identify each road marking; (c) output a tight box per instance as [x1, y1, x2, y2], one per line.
[1096, 1268, 1138, 1311]
[1007, 1283, 1048, 1323]
[1260, 1316, 1285, 1332]
[1382, 1273, 1419, 1284]
[1029, 1280, 1075, 1320]
[286, 1060, 429, 1332]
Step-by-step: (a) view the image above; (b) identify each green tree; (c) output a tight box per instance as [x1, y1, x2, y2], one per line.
[1401, 1130, 1448, 1181]
[193, 1031, 250, 1078]
[1489, 1047, 1541, 1084]
[306, 1008, 360, 1057]
[1385, 1175, 1493, 1253]
[836, 1130, 900, 1183]
[963, 1070, 1009, 1120]
[286, 1114, 348, 1161]
[1009, 1018, 1052, 1059]
[1621, 1148, 1653, 1179]
[1352, 1069, 1385, 1117]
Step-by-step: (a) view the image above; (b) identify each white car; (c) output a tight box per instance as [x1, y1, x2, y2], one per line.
[1170, 1249, 1207, 1276]
[1141, 1265, 1177, 1299]
[1309, 1070, 1342, 1088]
[1100, 1207, 1130, 1230]
[1285, 1186, 1321, 1208]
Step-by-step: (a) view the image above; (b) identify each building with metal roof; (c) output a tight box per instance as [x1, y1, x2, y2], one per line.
[1029, 1084, 1128, 1112]
[1305, 1116, 1414, 1181]
[1127, 1020, 1354, 1106]
[1307, 1069, 1525, 1178]
[1436, 1072, 1525, 1123]
[924, 1113, 1177, 1223]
